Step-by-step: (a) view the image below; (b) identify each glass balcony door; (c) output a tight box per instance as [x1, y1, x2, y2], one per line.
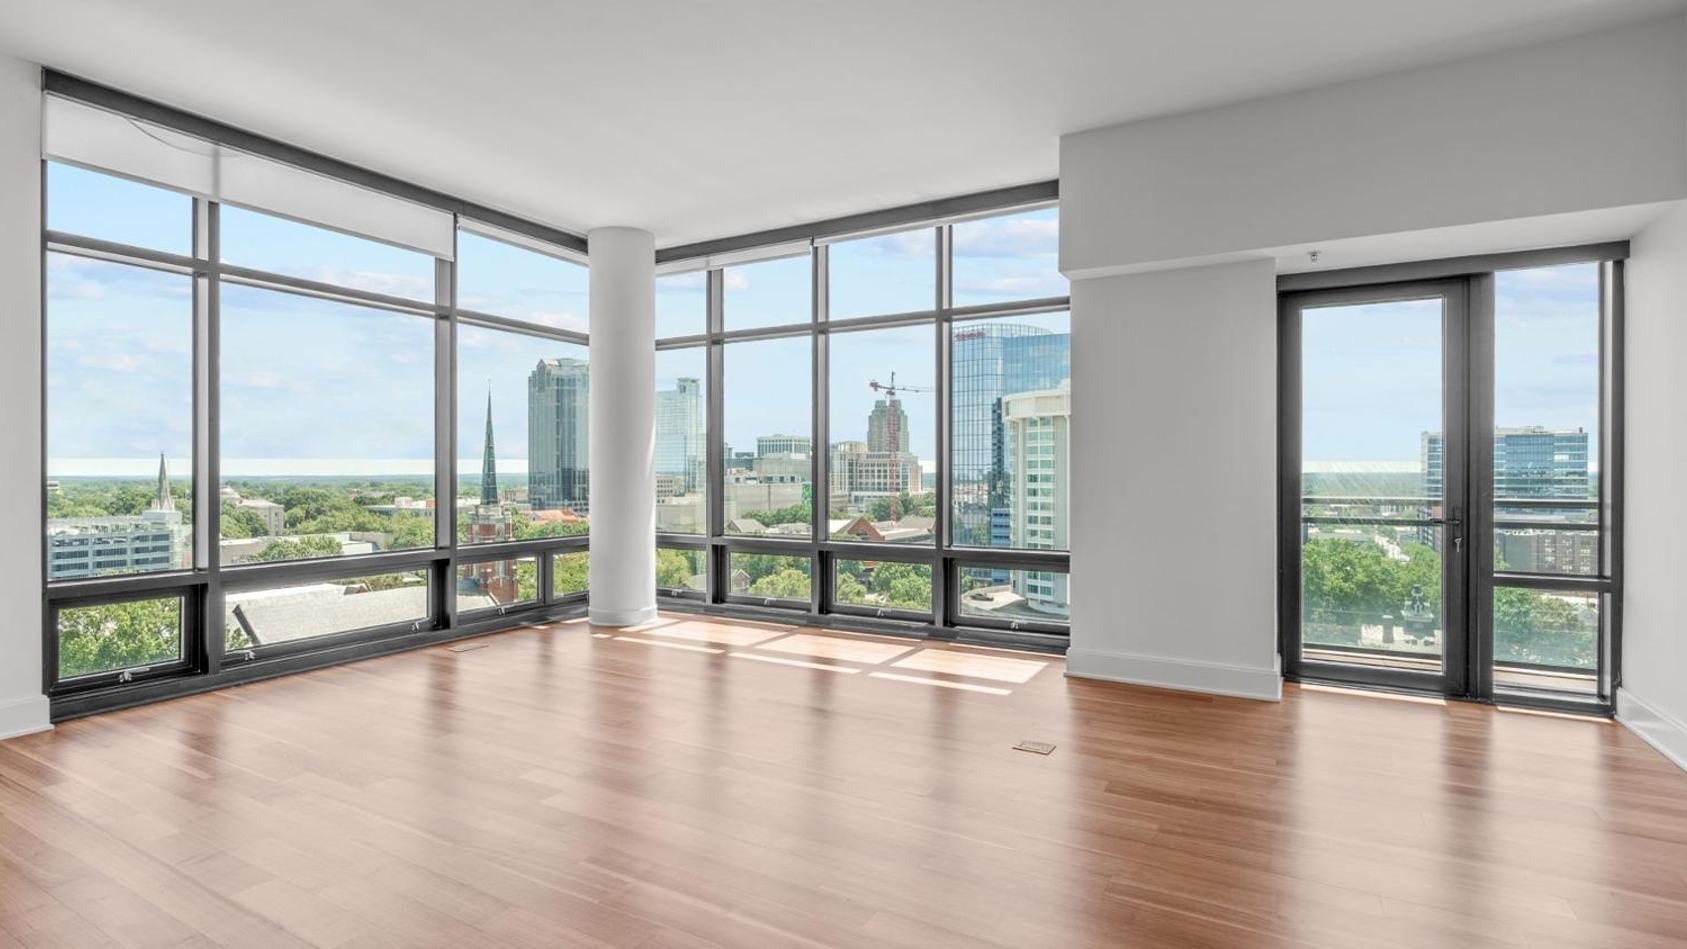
[1282, 280, 1471, 695]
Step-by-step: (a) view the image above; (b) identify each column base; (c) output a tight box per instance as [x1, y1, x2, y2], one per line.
[588, 605, 659, 628]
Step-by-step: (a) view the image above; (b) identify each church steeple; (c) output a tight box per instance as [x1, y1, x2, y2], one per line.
[480, 389, 499, 505]
[151, 452, 174, 512]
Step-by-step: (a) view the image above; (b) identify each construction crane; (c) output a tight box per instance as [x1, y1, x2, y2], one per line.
[867, 371, 934, 400]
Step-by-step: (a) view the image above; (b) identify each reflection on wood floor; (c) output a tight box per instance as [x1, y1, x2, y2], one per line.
[1, 611, 1683, 948]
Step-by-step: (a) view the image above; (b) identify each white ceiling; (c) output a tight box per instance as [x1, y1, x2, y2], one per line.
[1, 0, 1681, 248]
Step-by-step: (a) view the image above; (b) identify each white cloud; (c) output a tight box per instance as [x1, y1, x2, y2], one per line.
[524, 310, 589, 333]
[660, 271, 707, 290]
[300, 265, 432, 300]
[953, 217, 1058, 258]
[76, 353, 142, 372]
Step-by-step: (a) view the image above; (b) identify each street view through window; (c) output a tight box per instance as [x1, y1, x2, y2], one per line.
[45, 164, 590, 680]
[1299, 263, 1605, 694]
[676, 212, 1070, 622]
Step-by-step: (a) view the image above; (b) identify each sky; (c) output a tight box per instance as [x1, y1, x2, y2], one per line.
[1301, 261, 1602, 469]
[46, 162, 1066, 481]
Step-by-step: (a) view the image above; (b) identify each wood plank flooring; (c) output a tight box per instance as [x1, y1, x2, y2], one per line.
[1, 612, 1684, 948]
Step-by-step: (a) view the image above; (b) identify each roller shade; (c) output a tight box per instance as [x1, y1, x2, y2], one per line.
[44, 94, 455, 260]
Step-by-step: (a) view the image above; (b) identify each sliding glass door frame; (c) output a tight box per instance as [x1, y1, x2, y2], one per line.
[1278, 245, 1626, 713]
[1279, 278, 1473, 697]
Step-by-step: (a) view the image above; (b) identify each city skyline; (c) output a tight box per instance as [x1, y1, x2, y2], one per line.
[49, 195, 1059, 478]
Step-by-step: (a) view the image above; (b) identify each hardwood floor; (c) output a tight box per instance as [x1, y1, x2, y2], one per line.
[1, 613, 1684, 948]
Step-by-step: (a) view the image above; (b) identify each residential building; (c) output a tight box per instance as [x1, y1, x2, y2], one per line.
[1002, 382, 1070, 613]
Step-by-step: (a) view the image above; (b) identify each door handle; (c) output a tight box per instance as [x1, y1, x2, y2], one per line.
[1443, 516, 1463, 552]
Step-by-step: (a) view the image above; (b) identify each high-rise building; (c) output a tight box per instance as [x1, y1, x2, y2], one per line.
[756, 434, 810, 457]
[528, 357, 590, 512]
[1002, 383, 1070, 614]
[1422, 427, 1594, 563]
[867, 397, 909, 453]
[656, 376, 705, 493]
[47, 453, 189, 580]
[1424, 426, 1591, 501]
[950, 323, 1070, 546]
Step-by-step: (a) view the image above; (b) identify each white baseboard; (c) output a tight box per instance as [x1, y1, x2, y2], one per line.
[1065, 648, 1282, 701]
[1617, 686, 1687, 774]
[588, 604, 659, 628]
[0, 694, 52, 742]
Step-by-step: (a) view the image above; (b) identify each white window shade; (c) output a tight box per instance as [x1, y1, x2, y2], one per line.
[44, 95, 455, 260]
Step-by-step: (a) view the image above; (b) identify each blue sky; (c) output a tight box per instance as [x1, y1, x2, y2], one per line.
[48, 159, 1595, 485]
[1301, 261, 1601, 468]
[47, 163, 1062, 481]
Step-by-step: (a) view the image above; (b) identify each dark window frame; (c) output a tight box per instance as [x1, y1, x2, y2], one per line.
[1277, 246, 1625, 715]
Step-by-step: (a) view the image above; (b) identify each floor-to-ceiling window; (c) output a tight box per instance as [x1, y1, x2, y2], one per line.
[41, 86, 590, 715]
[1280, 250, 1623, 711]
[654, 199, 1072, 645]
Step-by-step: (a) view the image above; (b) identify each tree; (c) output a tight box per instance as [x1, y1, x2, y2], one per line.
[1494, 587, 1594, 668]
[386, 514, 436, 550]
[553, 552, 589, 595]
[219, 501, 269, 539]
[738, 502, 810, 529]
[516, 559, 540, 601]
[868, 561, 919, 594]
[749, 568, 811, 600]
[514, 518, 590, 540]
[57, 598, 182, 679]
[657, 548, 698, 589]
[835, 574, 870, 604]
[250, 535, 344, 562]
[886, 576, 931, 610]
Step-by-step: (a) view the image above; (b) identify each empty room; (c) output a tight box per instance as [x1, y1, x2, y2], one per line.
[3, 1, 1687, 946]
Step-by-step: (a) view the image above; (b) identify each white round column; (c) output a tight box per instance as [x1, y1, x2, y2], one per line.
[587, 226, 658, 627]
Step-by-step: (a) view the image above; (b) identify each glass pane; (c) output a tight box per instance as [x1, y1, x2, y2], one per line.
[828, 325, 934, 544]
[456, 557, 539, 612]
[552, 551, 589, 597]
[728, 552, 811, 601]
[456, 230, 588, 331]
[949, 312, 1070, 550]
[957, 566, 1070, 624]
[47, 163, 192, 255]
[57, 596, 184, 680]
[656, 347, 707, 534]
[834, 559, 932, 613]
[46, 255, 193, 580]
[1493, 588, 1598, 695]
[655, 271, 708, 339]
[457, 326, 590, 542]
[828, 228, 936, 319]
[225, 571, 428, 651]
[657, 548, 707, 592]
[1300, 297, 1444, 673]
[1493, 264, 1600, 576]
[220, 205, 435, 301]
[951, 207, 1066, 307]
[219, 285, 435, 564]
[723, 254, 810, 330]
[723, 336, 811, 537]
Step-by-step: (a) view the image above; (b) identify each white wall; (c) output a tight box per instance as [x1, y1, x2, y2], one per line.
[1062, 15, 1687, 278]
[0, 54, 48, 740]
[1618, 199, 1687, 770]
[1066, 259, 1281, 700]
